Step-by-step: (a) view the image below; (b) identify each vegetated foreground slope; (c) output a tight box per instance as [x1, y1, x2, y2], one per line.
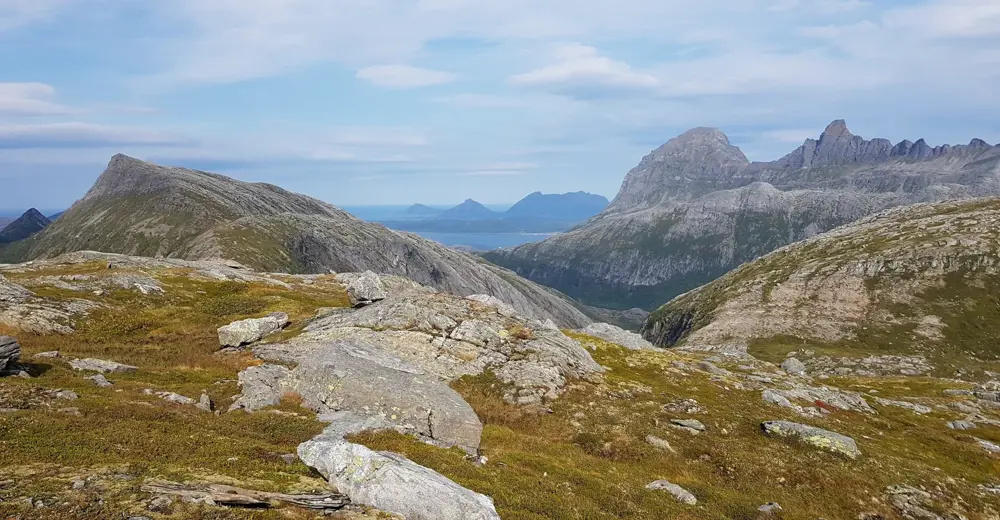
[486, 120, 1000, 310]
[1, 253, 998, 520]
[3, 154, 590, 327]
[644, 197, 1000, 375]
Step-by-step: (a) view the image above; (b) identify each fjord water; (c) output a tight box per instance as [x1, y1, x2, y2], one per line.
[343, 205, 556, 251]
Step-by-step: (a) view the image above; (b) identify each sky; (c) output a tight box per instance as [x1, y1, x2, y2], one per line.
[1, 0, 999, 209]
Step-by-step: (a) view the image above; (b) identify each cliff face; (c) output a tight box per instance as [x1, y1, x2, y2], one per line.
[485, 120, 1000, 310]
[10, 155, 591, 327]
[642, 197, 1000, 370]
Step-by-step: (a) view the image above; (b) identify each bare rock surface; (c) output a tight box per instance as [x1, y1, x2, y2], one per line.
[578, 322, 653, 350]
[761, 420, 861, 459]
[235, 339, 484, 453]
[298, 412, 501, 520]
[217, 312, 290, 348]
[69, 358, 138, 374]
[290, 289, 603, 405]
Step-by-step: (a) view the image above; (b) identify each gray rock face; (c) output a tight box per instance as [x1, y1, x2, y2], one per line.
[578, 322, 653, 350]
[288, 289, 603, 406]
[13, 155, 590, 328]
[645, 480, 697, 505]
[345, 271, 388, 307]
[69, 358, 138, 374]
[780, 358, 807, 375]
[217, 312, 290, 348]
[486, 120, 1000, 311]
[298, 418, 501, 520]
[761, 420, 861, 459]
[233, 339, 484, 453]
[0, 336, 20, 372]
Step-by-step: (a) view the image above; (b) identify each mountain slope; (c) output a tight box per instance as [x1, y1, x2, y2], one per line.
[643, 197, 1000, 371]
[486, 120, 1000, 310]
[504, 192, 609, 221]
[0, 208, 51, 244]
[7, 154, 591, 327]
[440, 199, 499, 220]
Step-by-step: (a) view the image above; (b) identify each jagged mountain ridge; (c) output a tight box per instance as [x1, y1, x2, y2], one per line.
[0, 208, 51, 244]
[485, 120, 1000, 310]
[7, 154, 592, 327]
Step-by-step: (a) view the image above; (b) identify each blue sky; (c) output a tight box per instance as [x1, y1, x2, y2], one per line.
[1, 0, 999, 209]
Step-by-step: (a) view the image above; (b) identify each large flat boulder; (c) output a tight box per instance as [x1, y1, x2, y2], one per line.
[298, 416, 501, 520]
[343, 271, 388, 307]
[234, 339, 483, 453]
[217, 312, 289, 348]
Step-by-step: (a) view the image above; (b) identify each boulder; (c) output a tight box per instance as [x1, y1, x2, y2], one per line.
[579, 322, 653, 350]
[947, 420, 977, 430]
[217, 312, 289, 348]
[86, 374, 113, 388]
[761, 420, 861, 459]
[345, 271, 388, 307]
[233, 339, 483, 453]
[298, 416, 501, 520]
[0, 336, 20, 372]
[670, 419, 706, 435]
[781, 358, 807, 375]
[645, 480, 697, 505]
[69, 358, 138, 374]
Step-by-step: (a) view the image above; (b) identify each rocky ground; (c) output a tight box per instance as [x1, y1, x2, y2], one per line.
[0, 252, 997, 519]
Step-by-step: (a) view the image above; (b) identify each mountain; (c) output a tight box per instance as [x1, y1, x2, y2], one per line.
[439, 199, 499, 220]
[504, 191, 609, 221]
[4, 154, 592, 327]
[0, 208, 51, 244]
[643, 197, 1000, 372]
[403, 203, 443, 218]
[485, 120, 1000, 310]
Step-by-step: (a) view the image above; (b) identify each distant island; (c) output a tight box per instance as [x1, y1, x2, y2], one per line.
[378, 192, 609, 234]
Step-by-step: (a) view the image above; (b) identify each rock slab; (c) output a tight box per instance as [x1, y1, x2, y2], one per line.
[761, 420, 861, 459]
[298, 419, 501, 520]
[217, 312, 289, 348]
[69, 358, 138, 374]
[645, 480, 697, 505]
[579, 322, 653, 350]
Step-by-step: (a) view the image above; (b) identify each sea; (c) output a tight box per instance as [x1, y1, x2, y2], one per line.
[341, 205, 554, 251]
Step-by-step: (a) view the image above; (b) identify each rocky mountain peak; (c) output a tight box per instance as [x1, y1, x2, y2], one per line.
[0, 207, 52, 244]
[605, 127, 750, 212]
[820, 119, 852, 140]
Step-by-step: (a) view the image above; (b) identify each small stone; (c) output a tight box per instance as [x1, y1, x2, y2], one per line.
[86, 374, 113, 388]
[71, 480, 86, 490]
[280, 453, 299, 465]
[781, 358, 807, 375]
[670, 419, 706, 435]
[759, 502, 783, 514]
[33, 351, 60, 359]
[154, 391, 196, 406]
[196, 392, 214, 412]
[148, 496, 173, 513]
[55, 390, 79, 400]
[947, 420, 977, 430]
[645, 480, 697, 505]
[58, 407, 81, 416]
[645, 435, 676, 453]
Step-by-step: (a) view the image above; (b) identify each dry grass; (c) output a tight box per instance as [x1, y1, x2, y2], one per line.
[0, 267, 352, 519]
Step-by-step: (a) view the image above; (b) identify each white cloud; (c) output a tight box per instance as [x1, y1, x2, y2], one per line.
[0, 122, 193, 149]
[511, 44, 659, 97]
[325, 127, 429, 147]
[0, 83, 74, 116]
[433, 94, 527, 108]
[356, 65, 457, 88]
[458, 162, 537, 176]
